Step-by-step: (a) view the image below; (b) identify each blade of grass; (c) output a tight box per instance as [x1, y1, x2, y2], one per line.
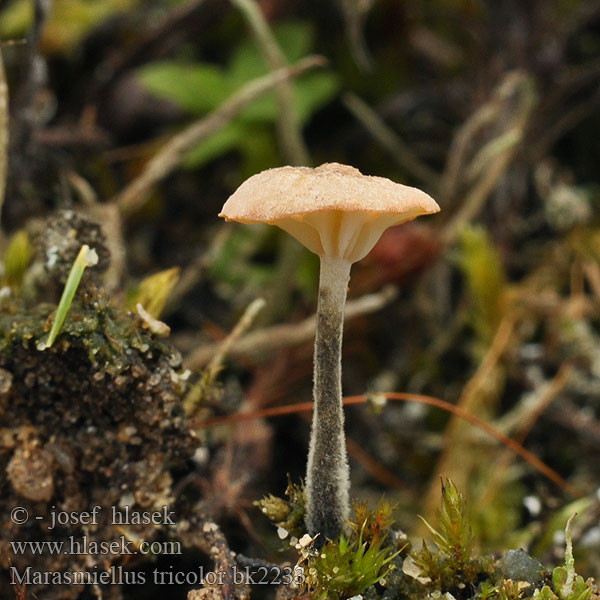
[38, 245, 98, 350]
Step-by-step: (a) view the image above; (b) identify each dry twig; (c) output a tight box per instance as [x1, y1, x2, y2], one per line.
[188, 518, 250, 600]
[231, 0, 309, 165]
[420, 315, 517, 520]
[440, 72, 536, 245]
[113, 56, 325, 215]
[478, 363, 574, 508]
[184, 297, 267, 416]
[0, 50, 7, 222]
[343, 92, 440, 187]
[198, 392, 581, 498]
[184, 285, 398, 370]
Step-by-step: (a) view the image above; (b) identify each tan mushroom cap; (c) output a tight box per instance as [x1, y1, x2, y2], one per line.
[220, 162, 440, 263]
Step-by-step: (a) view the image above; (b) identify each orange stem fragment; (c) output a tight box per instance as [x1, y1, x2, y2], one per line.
[197, 391, 582, 498]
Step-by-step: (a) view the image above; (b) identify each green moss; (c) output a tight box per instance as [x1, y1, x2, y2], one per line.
[0, 292, 175, 373]
[255, 476, 306, 538]
[306, 529, 400, 600]
[256, 479, 600, 600]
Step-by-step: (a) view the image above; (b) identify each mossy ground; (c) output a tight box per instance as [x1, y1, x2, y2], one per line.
[0, 238, 202, 598]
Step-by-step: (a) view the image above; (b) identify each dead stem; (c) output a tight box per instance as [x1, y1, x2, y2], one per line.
[114, 56, 325, 215]
[343, 92, 439, 187]
[197, 392, 582, 498]
[231, 0, 310, 166]
[420, 315, 517, 523]
[184, 297, 266, 416]
[192, 517, 250, 600]
[440, 72, 536, 245]
[477, 363, 573, 508]
[0, 50, 7, 223]
[184, 285, 398, 370]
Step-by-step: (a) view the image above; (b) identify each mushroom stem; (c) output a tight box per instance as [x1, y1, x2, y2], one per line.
[306, 254, 352, 541]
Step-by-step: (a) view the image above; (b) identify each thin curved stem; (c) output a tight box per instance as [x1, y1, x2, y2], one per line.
[305, 255, 352, 540]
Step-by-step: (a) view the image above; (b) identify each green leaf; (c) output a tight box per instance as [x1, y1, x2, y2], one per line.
[293, 72, 340, 125]
[228, 20, 315, 88]
[2, 230, 33, 290]
[127, 267, 180, 318]
[459, 225, 507, 343]
[40, 245, 98, 350]
[237, 126, 281, 176]
[183, 123, 243, 168]
[137, 62, 231, 113]
[274, 20, 315, 63]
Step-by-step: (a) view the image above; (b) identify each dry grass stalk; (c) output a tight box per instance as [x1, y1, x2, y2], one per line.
[114, 55, 325, 215]
[232, 0, 310, 166]
[343, 92, 439, 187]
[184, 285, 398, 370]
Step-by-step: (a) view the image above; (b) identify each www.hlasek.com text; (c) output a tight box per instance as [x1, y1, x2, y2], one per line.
[10, 536, 181, 556]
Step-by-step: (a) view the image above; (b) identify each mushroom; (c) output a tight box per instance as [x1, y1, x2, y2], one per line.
[219, 162, 440, 541]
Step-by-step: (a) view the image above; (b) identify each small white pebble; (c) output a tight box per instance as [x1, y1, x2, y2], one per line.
[83, 247, 99, 266]
[523, 495, 542, 517]
[192, 447, 209, 465]
[203, 522, 218, 533]
[553, 530, 566, 547]
[119, 493, 135, 508]
[581, 526, 600, 548]
[298, 534, 313, 547]
[277, 527, 289, 540]
[402, 555, 432, 584]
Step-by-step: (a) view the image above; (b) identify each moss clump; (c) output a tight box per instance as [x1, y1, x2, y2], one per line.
[255, 476, 306, 539]
[411, 479, 493, 594]
[256, 481, 596, 600]
[307, 529, 401, 600]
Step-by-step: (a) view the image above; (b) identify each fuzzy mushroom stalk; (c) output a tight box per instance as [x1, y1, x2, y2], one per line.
[219, 163, 440, 542]
[307, 254, 352, 538]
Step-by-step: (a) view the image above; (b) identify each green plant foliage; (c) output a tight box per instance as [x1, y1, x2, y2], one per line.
[500, 578, 533, 600]
[1, 230, 32, 291]
[137, 20, 339, 173]
[459, 225, 507, 344]
[533, 516, 594, 600]
[349, 497, 399, 544]
[420, 479, 473, 565]
[306, 528, 400, 600]
[0, 0, 140, 53]
[480, 581, 501, 600]
[40, 245, 99, 349]
[210, 224, 279, 296]
[413, 479, 493, 591]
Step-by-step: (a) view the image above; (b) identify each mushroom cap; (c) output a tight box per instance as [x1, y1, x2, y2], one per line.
[219, 162, 440, 263]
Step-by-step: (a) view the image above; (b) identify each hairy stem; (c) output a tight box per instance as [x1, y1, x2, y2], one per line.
[305, 255, 352, 541]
